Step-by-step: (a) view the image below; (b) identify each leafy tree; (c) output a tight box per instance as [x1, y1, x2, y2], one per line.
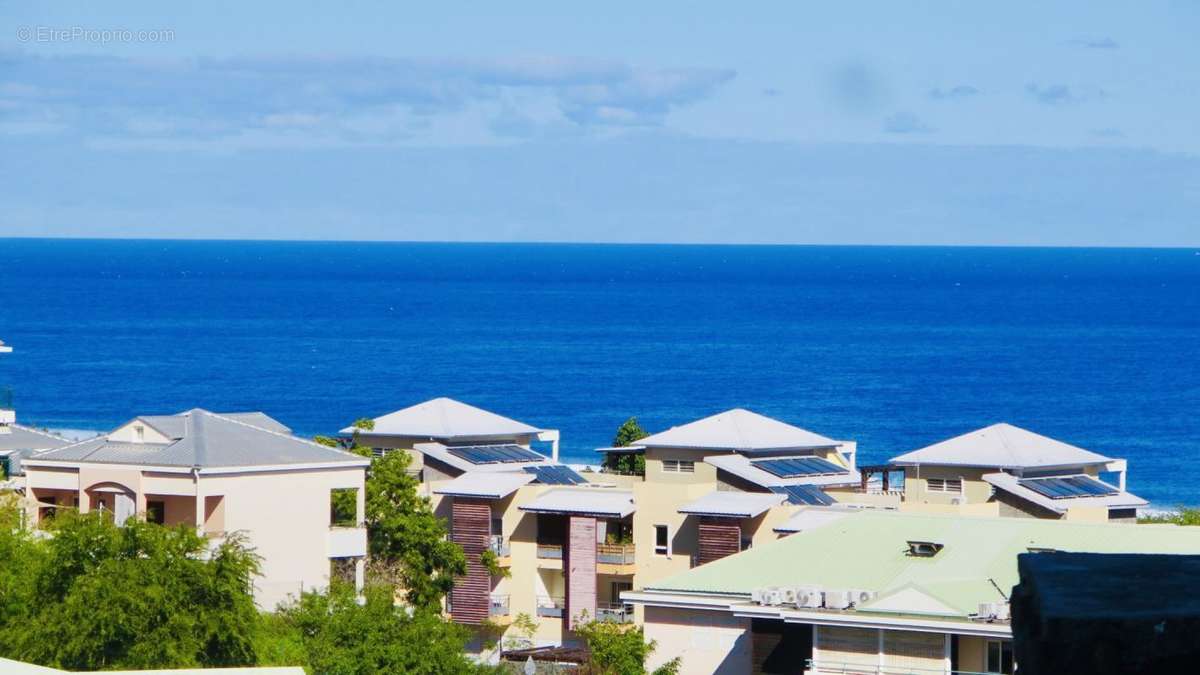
[273, 582, 490, 675]
[575, 620, 680, 675]
[1139, 507, 1200, 525]
[604, 417, 649, 475]
[612, 417, 649, 448]
[364, 449, 466, 609]
[1, 509, 260, 671]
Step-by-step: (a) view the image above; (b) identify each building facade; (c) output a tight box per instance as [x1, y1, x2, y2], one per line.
[21, 409, 369, 609]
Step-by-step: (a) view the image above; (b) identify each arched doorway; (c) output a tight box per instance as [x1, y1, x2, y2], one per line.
[86, 482, 137, 525]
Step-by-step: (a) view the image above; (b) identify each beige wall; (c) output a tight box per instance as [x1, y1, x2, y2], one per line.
[24, 462, 365, 611]
[643, 606, 750, 675]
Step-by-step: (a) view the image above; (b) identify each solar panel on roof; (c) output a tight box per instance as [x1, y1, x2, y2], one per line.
[524, 465, 588, 485]
[1018, 475, 1119, 500]
[769, 485, 836, 506]
[448, 444, 543, 464]
[752, 456, 846, 478]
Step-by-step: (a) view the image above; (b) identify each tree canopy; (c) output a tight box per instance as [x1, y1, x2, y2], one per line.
[575, 620, 680, 675]
[0, 504, 261, 671]
[604, 417, 649, 475]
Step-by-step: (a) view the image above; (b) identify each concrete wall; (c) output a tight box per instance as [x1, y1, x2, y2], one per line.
[643, 606, 751, 675]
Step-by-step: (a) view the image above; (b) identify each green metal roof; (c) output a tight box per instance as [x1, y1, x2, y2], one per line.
[645, 509, 1200, 618]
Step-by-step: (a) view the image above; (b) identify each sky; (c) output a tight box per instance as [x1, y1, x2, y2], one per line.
[2, 1, 1198, 245]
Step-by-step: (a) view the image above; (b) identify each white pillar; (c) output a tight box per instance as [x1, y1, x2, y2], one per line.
[354, 558, 365, 592]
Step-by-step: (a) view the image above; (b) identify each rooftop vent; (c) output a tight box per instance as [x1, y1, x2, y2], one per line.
[906, 540, 944, 557]
[1026, 547, 1059, 554]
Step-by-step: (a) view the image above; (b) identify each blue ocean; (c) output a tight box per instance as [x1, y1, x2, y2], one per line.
[1, 239, 1197, 506]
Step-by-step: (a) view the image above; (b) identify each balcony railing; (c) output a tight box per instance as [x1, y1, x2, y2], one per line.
[805, 660, 994, 675]
[597, 543, 636, 565]
[535, 595, 565, 618]
[596, 601, 634, 623]
[489, 535, 510, 557]
[536, 543, 564, 559]
[489, 594, 510, 617]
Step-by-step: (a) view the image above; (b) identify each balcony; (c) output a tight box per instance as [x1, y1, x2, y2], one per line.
[596, 601, 634, 623]
[489, 535, 511, 558]
[536, 595, 565, 618]
[537, 543, 564, 559]
[328, 526, 368, 558]
[489, 594, 510, 618]
[597, 543, 635, 565]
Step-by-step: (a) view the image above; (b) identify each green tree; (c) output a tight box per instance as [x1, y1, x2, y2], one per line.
[604, 417, 649, 475]
[575, 620, 680, 675]
[364, 449, 467, 609]
[2, 510, 261, 671]
[274, 582, 489, 675]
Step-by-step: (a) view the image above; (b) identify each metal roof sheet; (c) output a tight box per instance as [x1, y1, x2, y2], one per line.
[0, 425, 71, 453]
[890, 423, 1114, 469]
[678, 491, 785, 518]
[29, 409, 366, 469]
[344, 397, 543, 438]
[519, 487, 636, 518]
[433, 471, 535, 499]
[644, 510, 1200, 619]
[637, 408, 840, 451]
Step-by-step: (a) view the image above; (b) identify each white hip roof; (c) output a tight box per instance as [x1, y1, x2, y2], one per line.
[343, 397, 543, 438]
[637, 408, 840, 451]
[890, 423, 1114, 470]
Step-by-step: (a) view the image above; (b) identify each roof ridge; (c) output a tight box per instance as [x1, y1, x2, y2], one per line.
[10, 424, 68, 441]
[204, 409, 369, 460]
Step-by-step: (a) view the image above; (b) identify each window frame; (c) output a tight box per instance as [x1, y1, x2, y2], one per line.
[662, 459, 696, 474]
[986, 639, 1014, 674]
[653, 524, 670, 556]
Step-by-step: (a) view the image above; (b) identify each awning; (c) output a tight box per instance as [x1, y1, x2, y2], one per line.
[519, 487, 635, 518]
[679, 491, 785, 518]
[433, 471, 535, 499]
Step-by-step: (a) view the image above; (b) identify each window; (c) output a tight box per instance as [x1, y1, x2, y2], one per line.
[986, 640, 1014, 674]
[654, 524, 670, 555]
[134, 425, 145, 443]
[662, 459, 695, 473]
[740, 535, 752, 551]
[146, 500, 166, 525]
[491, 517, 503, 537]
[926, 478, 963, 493]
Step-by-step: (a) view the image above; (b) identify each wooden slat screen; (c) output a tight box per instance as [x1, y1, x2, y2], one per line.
[449, 497, 491, 625]
[565, 515, 597, 629]
[698, 516, 741, 565]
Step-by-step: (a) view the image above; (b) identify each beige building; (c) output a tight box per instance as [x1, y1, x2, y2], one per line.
[21, 409, 369, 609]
[883, 422, 1145, 522]
[626, 508, 1200, 675]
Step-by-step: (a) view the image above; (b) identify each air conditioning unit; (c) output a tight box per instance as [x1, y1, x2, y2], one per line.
[849, 589, 876, 607]
[779, 587, 798, 605]
[795, 587, 822, 609]
[751, 588, 765, 604]
[824, 590, 852, 610]
[977, 601, 1010, 620]
[764, 588, 785, 606]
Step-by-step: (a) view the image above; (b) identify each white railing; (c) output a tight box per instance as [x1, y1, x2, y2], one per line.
[489, 594, 510, 617]
[806, 660, 994, 675]
[596, 601, 634, 623]
[489, 535, 510, 557]
[535, 595, 565, 618]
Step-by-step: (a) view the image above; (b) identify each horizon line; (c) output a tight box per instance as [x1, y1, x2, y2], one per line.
[2, 236, 1198, 251]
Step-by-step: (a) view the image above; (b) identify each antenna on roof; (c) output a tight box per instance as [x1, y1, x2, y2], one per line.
[988, 577, 1009, 601]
